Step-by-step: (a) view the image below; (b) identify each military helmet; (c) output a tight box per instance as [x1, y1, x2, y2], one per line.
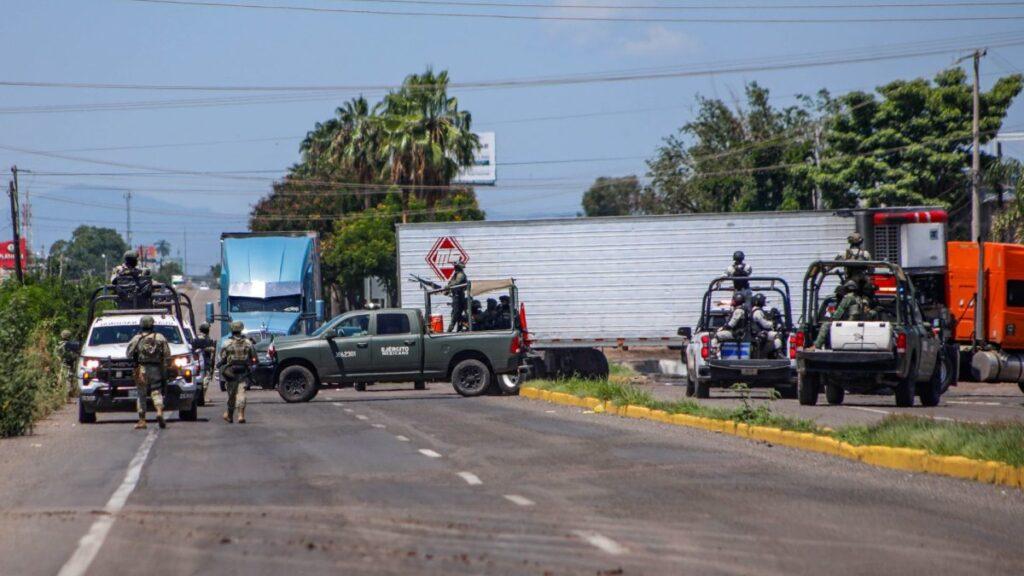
[60, 329, 72, 340]
[732, 292, 746, 305]
[452, 258, 466, 270]
[751, 293, 766, 307]
[199, 322, 210, 334]
[486, 298, 497, 308]
[230, 321, 244, 335]
[140, 316, 155, 329]
[733, 250, 745, 262]
[123, 250, 139, 266]
[848, 232, 864, 247]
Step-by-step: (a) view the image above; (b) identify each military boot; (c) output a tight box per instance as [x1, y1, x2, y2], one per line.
[223, 409, 233, 423]
[237, 406, 246, 424]
[134, 413, 147, 429]
[156, 407, 166, 429]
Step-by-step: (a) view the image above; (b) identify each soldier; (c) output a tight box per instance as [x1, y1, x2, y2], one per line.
[219, 321, 256, 424]
[470, 299, 484, 330]
[126, 316, 170, 429]
[56, 330, 79, 390]
[110, 250, 154, 309]
[726, 251, 752, 290]
[838, 233, 872, 261]
[195, 323, 216, 404]
[715, 292, 748, 342]
[497, 295, 512, 330]
[750, 293, 782, 357]
[481, 298, 499, 330]
[812, 280, 865, 349]
[444, 259, 470, 332]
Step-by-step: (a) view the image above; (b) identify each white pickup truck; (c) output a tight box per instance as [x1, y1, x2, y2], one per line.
[77, 310, 200, 423]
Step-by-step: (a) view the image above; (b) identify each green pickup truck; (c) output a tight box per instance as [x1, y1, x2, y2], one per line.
[265, 305, 530, 402]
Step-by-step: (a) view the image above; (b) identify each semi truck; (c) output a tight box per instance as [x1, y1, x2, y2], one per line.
[206, 232, 324, 347]
[396, 209, 951, 379]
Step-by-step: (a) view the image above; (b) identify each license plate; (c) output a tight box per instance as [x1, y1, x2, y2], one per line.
[127, 389, 138, 399]
[741, 368, 759, 376]
[115, 371, 124, 379]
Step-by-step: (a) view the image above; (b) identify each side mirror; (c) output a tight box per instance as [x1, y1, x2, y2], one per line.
[322, 328, 337, 339]
[677, 327, 692, 339]
[315, 299, 325, 323]
[205, 302, 215, 324]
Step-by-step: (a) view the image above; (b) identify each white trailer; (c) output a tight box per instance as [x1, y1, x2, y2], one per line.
[397, 211, 855, 377]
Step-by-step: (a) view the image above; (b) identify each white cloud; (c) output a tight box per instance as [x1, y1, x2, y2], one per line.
[621, 25, 698, 56]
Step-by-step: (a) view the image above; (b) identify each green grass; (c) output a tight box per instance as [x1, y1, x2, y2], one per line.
[835, 416, 1024, 467]
[608, 362, 639, 378]
[527, 377, 1024, 467]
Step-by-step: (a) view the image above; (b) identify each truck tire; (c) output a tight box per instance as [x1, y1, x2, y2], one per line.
[825, 383, 845, 405]
[798, 372, 819, 406]
[277, 365, 319, 403]
[451, 359, 493, 397]
[775, 385, 798, 400]
[354, 382, 367, 392]
[1019, 382, 1024, 396]
[918, 354, 949, 407]
[414, 380, 426, 391]
[179, 401, 198, 421]
[695, 380, 711, 399]
[196, 384, 206, 407]
[78, 400, 96, 424]
[895, 375, 916, 408]
[497, 373, 520, 395]
[685, 373, 696, 397]
[572, 349, 609, 380]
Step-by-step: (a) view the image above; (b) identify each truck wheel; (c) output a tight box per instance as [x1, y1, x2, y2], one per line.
[685, 375, 696, 398]
[797, 372, 819, 406]
[414, 380, 427, 391]
[179, 402, 198, 422]
[776, 385, 798, 400]
[277, 365, 318, 403]
[451, 359, 493, 397]
[918, 355, 948, 407]
[1019, 383, 1024, 396]
[196, 384, 206, 407]
[825, 383, 845, 405]
[354, 382, 367, 392]
[78, 400, 96, 424]
[695, 380, 710, 399]
[894, 376, 916, 408]
[497, 373, 520, 395]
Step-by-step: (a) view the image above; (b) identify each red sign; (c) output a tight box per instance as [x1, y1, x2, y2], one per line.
[0, 239, 28, 270]
[426, 236, 469, 281]
[137, 245, 158, 262]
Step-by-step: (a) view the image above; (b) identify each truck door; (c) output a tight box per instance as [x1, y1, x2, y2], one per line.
[329, 313, 374, 377]
[371, 312, 421, 376]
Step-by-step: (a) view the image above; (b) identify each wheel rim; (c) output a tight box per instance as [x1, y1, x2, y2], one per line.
[457, 365, 485, 393]
[283, 371, 309, 399]
[501, 373, 519, 389]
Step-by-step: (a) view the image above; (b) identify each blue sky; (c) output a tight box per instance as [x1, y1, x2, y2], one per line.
[2, 0, 1024, 272]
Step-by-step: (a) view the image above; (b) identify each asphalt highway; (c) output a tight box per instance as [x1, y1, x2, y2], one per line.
[2, 383, 1023, 575]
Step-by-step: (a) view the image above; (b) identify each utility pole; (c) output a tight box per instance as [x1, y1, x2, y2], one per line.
[124, 190, 133, 248]
[8, 166, 23, 283]
[183, 229, 188, 280]
[971, 49, 987, 346]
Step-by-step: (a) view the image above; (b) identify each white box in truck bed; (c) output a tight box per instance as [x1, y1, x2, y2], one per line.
[830, 322, 893, 351]
[397, 212, 853, 348]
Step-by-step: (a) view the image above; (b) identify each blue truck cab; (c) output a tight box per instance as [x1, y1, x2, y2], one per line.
[206, 233, 324, 379]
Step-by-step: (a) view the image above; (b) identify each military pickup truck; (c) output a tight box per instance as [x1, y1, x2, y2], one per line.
[795, 260, 956, 407]
[266, 280, 531, 402]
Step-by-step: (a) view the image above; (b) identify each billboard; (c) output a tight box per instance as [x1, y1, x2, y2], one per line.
[0, 239, 29, 270]
[453, 132, 496, 185]
[137, 245, 158, 262]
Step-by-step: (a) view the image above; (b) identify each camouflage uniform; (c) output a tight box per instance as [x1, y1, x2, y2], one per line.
[126, 317, 170, 429]
[195, 324, 216, 404]
[219, 323, 255, 423]
[716, 306, 748, 342]
[56, 330, 78, 391]
[110, 251, 154, 309]
[813, 291, 867, 349]
[445, 261, 470, 332]
[751, 299, 782, 356]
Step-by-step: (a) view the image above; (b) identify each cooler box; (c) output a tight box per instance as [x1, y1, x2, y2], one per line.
[719, 342, 751, 359]
[830, 322, 892, 351]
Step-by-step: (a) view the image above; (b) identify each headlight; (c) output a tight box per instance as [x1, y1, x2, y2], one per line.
[172, 356, 190, 368]
[82, 358, 100, 370]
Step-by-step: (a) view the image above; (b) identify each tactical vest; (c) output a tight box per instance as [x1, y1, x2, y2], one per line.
[224, 337, 252, 366]
[136, 333, 164, 364]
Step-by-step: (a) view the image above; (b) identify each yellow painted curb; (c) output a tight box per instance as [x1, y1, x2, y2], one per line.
[519, 386, 1023, 490]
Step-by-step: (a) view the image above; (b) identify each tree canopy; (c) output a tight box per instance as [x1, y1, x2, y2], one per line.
[581, 176, 642, 217]
[47, 226, 128, 280]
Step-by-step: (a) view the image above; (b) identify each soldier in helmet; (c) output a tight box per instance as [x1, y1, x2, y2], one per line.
[812, 280, 866, 349]
[726, 251, 752, 290]
[497, 295, 513, 330]
[126, 316, 170, 429]
[219, 321, 256, 423]
[110, 250, 154, 309]
[716, 292, 748, 342]
[56, 329, 80, 390]
[750, 293, 782, 357]
[444, 259, 470, 332]
[194, 323, 216, 404]
[481, 298, 499, 330]
[839, 233, 872, 262]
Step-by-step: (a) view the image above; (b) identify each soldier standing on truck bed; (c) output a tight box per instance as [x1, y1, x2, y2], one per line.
[726, 251, 752, 291]
[445, 259, 470, 332]
[220, 321, 256, 424]
[110, 250, 155, 309]
[126, 316, 170, 429]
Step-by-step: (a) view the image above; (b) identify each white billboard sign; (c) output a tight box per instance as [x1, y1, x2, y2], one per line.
[454, 132, 495, 185]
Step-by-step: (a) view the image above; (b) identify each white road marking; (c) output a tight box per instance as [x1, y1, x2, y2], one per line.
[371, 423, 386, 429]
[58, 429, 158, 576]
[545, 410, 556, 413]
[846, 407, 891, 416]
[931, 415, 955, 422]
[343, 408, 354, 413]
[947, 400, 1003, 406]
[395, 435, 410, 442]
[355, 414, 368, 420]
[331, 402, 344, 407]
[572, 531, 628, 556]
[503, 494, 535, 507]
[457, 472, 483, 485]
[419, 449, 442, 458]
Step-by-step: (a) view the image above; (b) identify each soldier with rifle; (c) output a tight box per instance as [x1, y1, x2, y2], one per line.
[193, 323, 216, 405]
[219, 321, 256, 424]
[444, 259, 470, 332]
[110, 250, 155, 309]
[126, 316, 170, 429]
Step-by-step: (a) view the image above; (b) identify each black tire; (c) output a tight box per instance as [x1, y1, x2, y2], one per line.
[496, 373, 520, 395]
[685, 374, 696, 397]
[918, 354, 948, 407]
[695, 380, 711, 399]
[414, 380, 427, 391]
[825, 383, 845, 405]
[179, 401, 198, 422]
[195, 383, 206, 407]
[895, 376, 915, 408]
[78, 400, 96, 424]
[354, 382, 367, 392]
[1019, 382, 1024, 396]
[776, 385, 798, 400]
[451, 359, 493, 397]
[798, 372, 819, 406]
[572, 349, 609, 380]
[277, 365, 319, 403]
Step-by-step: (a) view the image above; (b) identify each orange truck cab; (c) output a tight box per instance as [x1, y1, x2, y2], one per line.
[947, 241, 1024, 386]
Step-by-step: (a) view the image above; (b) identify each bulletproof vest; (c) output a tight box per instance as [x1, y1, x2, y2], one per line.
[136, 332, 164, 364]
[224, 337, 252, 366]
[112, 267, 154, 308]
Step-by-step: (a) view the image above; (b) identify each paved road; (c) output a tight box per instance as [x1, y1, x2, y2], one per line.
[2, 384, 1023, 575]
[179, 287, 220, 339]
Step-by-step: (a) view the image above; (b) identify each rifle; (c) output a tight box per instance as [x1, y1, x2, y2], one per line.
[409, 274, 442, 291]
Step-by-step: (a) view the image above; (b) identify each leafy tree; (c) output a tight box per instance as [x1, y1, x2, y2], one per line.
[991, 159, 1024, 243]
[47, 226, 128, 280]
[807, 69, 1023, 213]
[154, 239, 171, 265]
[582, 176, 642, 217]
[643, 83, 828, 214]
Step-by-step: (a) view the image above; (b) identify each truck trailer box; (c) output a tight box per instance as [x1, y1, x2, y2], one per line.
[397, 212, 854, 349]
[947, 241, 1024, 348]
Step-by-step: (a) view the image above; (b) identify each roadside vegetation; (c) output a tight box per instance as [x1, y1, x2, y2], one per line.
[527, 371, 1024, 467]
[0, 278, 97, 437]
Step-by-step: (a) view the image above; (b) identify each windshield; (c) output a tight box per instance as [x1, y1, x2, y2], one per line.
[88, 325, 184, 346]
[229, 295, 302, 314]
[312, 313, 371, 337]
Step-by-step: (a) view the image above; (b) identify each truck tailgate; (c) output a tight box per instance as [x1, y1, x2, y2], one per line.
[830, 322, 892, 351]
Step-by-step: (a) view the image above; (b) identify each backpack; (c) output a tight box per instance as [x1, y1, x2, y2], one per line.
[224, 337, 252, 366]
[136, 333, 164, 363]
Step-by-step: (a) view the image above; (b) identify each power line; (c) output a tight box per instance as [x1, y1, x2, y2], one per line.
[326, 0, 1024, 9]
[124, 0, 1024, 23]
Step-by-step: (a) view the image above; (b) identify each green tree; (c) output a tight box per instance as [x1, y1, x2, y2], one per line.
[154, 239, 171, 265]
[47, 226, 128, 280]
[807, 69, 1023, 213]
[582, 176, 641, 217]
